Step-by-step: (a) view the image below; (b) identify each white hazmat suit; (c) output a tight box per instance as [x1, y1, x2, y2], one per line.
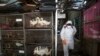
[60, 20, 77, 56]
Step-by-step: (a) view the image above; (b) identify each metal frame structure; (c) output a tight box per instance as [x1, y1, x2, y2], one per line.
[0, 11, 54, 56]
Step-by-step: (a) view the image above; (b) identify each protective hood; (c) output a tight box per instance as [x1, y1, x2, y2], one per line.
[66, 20, 72, 24]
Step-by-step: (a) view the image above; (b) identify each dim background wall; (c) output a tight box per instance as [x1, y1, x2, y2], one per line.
[84, 1, 100, 39]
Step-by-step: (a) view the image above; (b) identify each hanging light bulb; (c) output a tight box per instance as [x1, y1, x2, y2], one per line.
[84, 1, 87, 5]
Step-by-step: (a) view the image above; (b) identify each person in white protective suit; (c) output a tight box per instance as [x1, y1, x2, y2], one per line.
[60, 20, 77, 56]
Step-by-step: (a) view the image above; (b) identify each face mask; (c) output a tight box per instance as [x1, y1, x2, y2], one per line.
[67, 26, 72, 28]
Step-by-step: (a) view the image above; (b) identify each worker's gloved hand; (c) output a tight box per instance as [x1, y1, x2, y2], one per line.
[62, 39, 67, 45]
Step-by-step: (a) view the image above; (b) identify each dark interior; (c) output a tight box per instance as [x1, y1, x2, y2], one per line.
[0, 0, 100, 56]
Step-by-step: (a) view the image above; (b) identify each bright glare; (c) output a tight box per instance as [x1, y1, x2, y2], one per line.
[0, 4, 6, 6]
[16, 19, 22, 22]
